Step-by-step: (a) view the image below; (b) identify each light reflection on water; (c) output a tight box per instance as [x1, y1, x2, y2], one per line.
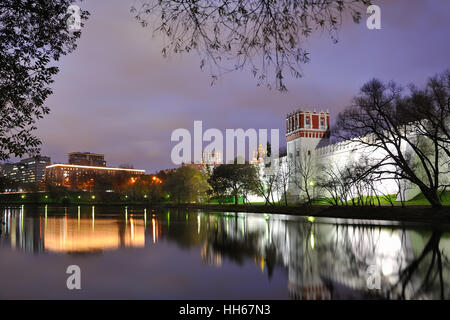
[0, 205, 449, 300]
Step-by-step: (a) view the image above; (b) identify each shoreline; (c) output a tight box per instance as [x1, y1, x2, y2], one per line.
[1, 201, 450, 224]
[154, 203, 450, 224]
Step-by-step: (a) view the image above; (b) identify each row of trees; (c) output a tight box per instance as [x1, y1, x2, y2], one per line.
[150, 161, 290, 206]
[157, 164, 262, 205]
[161, 158, 312, 206]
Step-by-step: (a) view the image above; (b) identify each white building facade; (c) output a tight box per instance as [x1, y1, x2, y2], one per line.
[252, 109, 449, 204]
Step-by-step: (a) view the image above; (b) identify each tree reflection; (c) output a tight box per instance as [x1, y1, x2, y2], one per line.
[389, 231, 449, 300]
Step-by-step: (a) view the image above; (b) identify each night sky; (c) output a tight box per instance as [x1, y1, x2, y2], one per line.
[33, 0, 450, 173]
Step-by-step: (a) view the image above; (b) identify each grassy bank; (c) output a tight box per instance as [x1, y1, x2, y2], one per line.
[312, 191, 450, 206]
[0, 192, 151, 206]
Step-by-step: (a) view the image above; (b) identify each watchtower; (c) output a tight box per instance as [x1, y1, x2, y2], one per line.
[286, 109, 330, 161]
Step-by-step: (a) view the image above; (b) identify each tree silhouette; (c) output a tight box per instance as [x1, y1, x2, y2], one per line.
[335, 72, 450, 208]
[131, 0, 371, 90]
[0, 0, 89, 160]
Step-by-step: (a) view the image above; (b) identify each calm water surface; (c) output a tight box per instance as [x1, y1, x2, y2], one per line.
[1, 205, 449, 299]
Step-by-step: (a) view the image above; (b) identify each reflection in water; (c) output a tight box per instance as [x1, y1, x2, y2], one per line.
[1, 206, 449, 299]
[1, 206, 145, 253]
[43, 215, 145, 253]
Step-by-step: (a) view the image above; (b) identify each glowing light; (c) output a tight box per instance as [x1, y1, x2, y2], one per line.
[259, 257, 265, 273]
[307, 216, 315, 223]
[91, 195, 96, 200]
[45, 205, 48, 229]
[152, 218, 156, 243]
[310, 231, 315, 249]
[43, 217, 145, 252]
[45, 163, 145, 173]
[92, 206, 95, 231]
[20, 205, 24, 235]
[226, 217, 229, 233]
[130, 217, 135, 241]
[21, 194, 25, 199]
[167, 212, 170, 228]
[151, 176, 163, 184]
[144, 209, 147, 230]
[378, 231, 403, 276]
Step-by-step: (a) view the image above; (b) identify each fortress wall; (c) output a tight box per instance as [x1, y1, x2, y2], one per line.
[251, 111, 450, 204]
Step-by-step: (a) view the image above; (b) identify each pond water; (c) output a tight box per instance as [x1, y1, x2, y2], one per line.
[0, 205, 449, 299]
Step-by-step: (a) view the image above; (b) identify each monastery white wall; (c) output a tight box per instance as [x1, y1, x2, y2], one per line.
[313, 139, 416, 201]
[249, 121, 450, 204]
[252, 137, 424, 204]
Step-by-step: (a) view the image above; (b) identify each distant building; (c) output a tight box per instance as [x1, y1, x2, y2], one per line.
[182, 151, 222, 172]
[68, 152, 106, 167]
[202, 151, 221, 166]
[44, 164, 146, 189]
[250, 144, 266, 165]
[45, 152, 146, 189]
[0, 156, 51, 185]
